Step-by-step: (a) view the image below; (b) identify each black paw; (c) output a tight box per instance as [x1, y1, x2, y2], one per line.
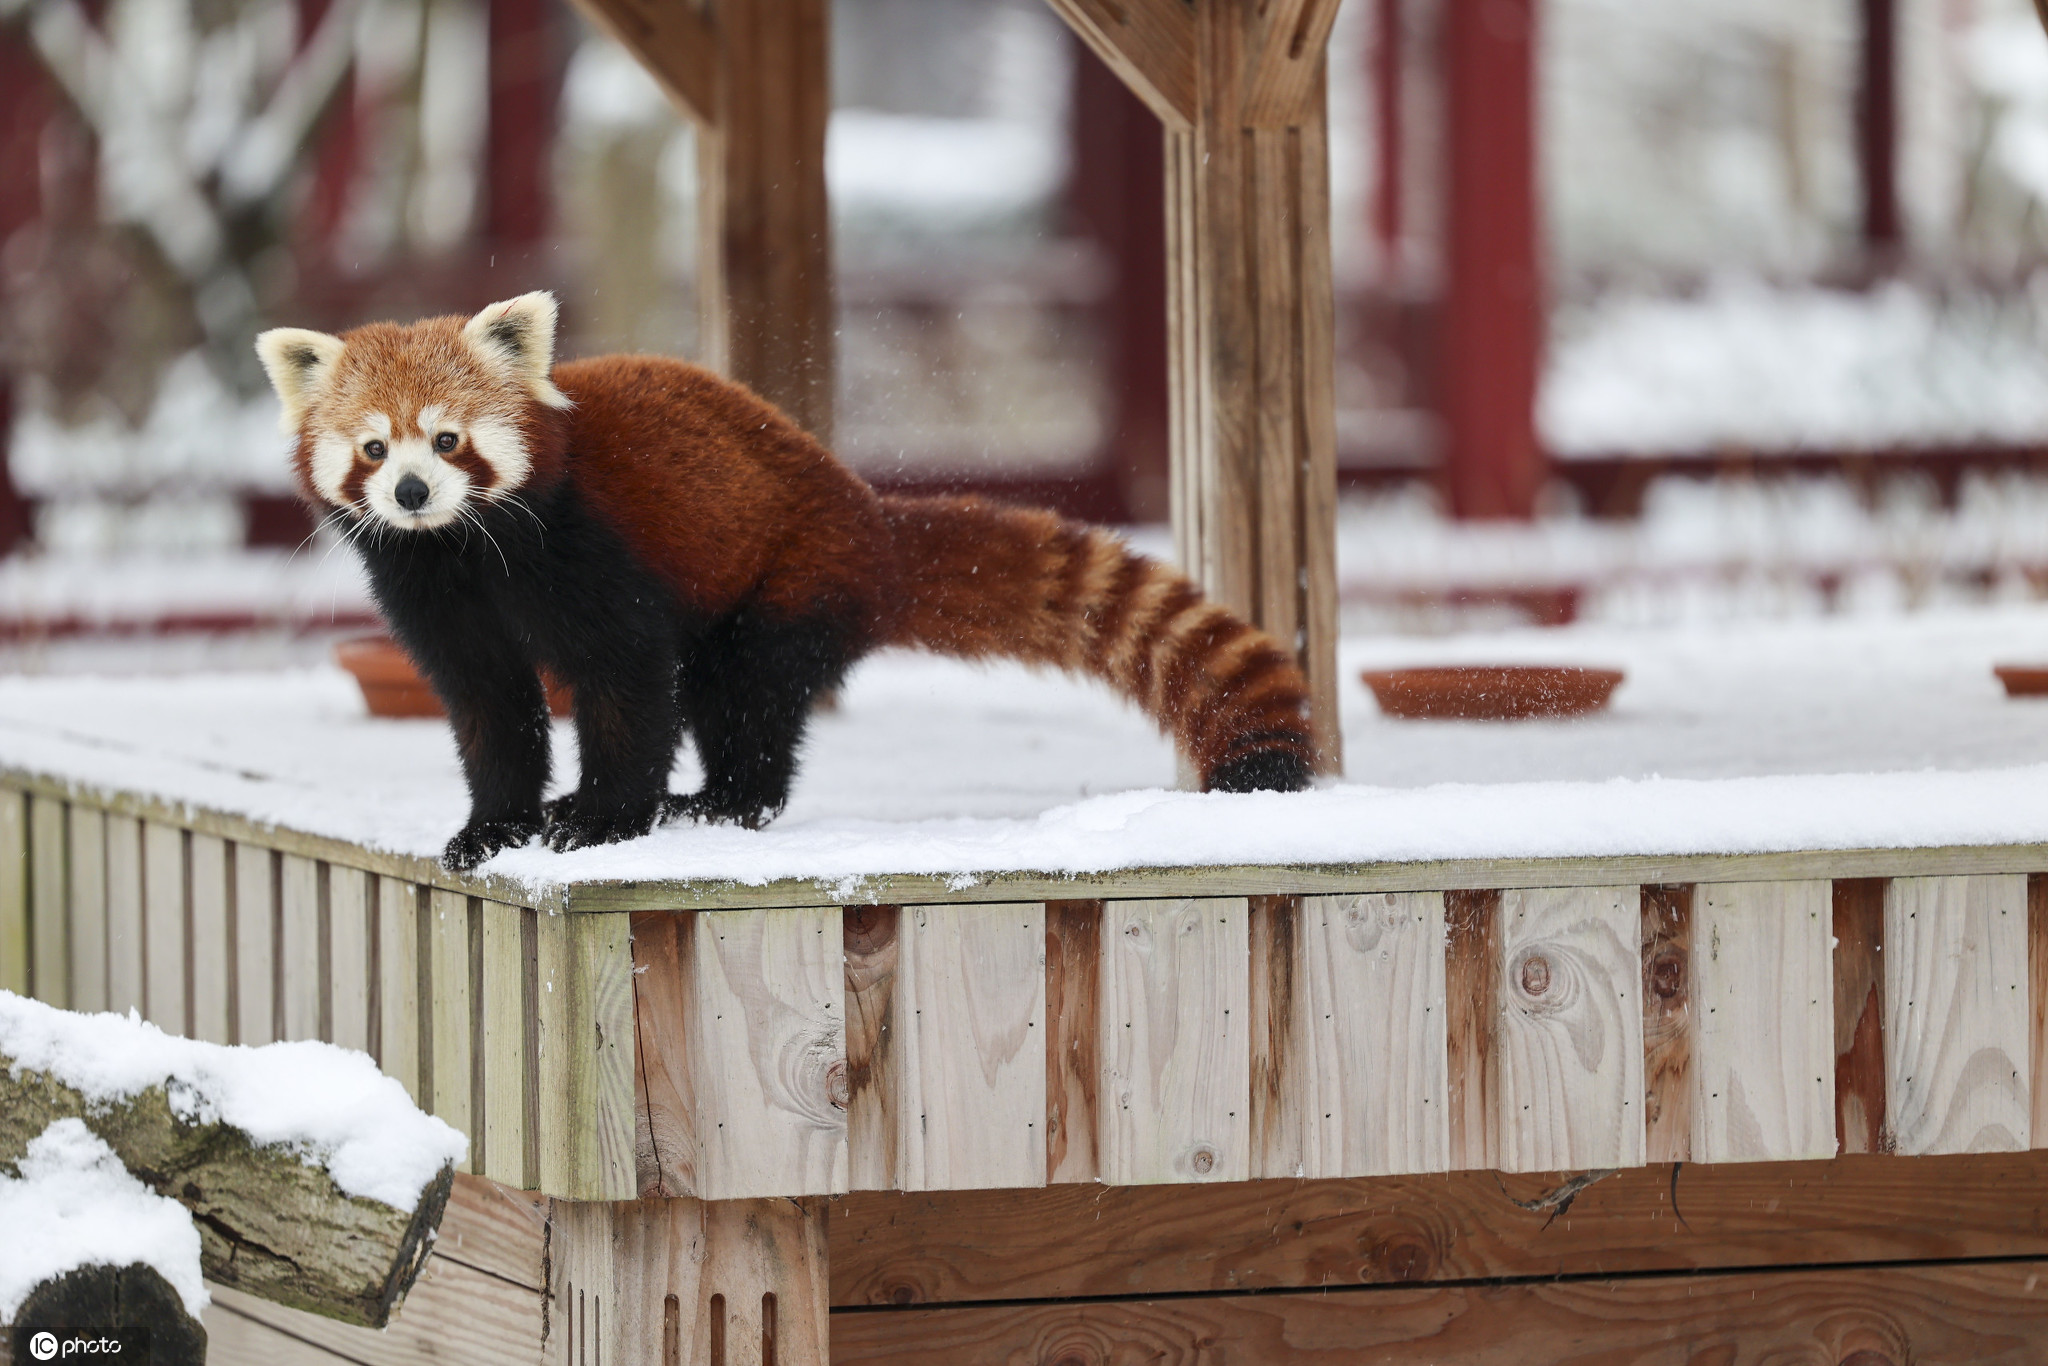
[660, 790, 781, 831]
[543, 800, 661, 853]
[443, 816, 542, 872]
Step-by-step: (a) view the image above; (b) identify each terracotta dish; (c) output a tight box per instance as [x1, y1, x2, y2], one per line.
[1361, 665, 1624, 721]
[335, 635, 572, 719]
[1994, 665, 2048, 697]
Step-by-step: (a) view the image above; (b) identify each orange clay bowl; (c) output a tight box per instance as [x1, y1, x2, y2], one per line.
[335, 635, 572, 719]
[1361, 665, 1624, 721]
[1994, 665, 2048, 697]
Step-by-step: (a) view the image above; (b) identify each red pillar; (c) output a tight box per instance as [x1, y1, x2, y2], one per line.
[0, 32, 53, 555]
[1373, 0, 1403, 275]
[1441, 0, 1542, 520]
[484, 0, 556, 253]
[1858, 0, 1900, 261]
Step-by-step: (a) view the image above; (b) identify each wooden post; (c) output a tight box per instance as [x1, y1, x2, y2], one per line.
[1167, 0, 1343, 771]
[566, 0, 834, 440]
[1442, 0, 1542, 520]
[1051, 0, 1346, 770]
[1858, 0, 1900, 263]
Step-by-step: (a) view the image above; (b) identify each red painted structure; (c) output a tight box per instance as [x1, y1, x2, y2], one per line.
[1440, 0, 1543, 520]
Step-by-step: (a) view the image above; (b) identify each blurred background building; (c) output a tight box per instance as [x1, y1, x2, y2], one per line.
[7, 0, 2048, 658]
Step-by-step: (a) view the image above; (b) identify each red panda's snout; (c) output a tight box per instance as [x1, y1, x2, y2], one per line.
[255, 291, 573, 533]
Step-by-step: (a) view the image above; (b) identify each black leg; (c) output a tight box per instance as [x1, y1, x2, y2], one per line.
[674, 610, 858, 828]
[542, 638, 682, 853]
[385, 610, 552, 871]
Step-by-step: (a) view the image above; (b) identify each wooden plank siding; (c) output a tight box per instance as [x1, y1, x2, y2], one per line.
[21, 776, 2048, 1212]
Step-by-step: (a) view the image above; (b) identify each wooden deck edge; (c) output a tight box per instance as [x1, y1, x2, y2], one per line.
[567, 842, 2048, 913]
[0, 765, 560, 913]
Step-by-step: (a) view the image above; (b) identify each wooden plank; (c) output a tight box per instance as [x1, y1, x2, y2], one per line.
[327, 864, 371, 1053]
[0, 787, 29, 996]
[535, 909, 636, 1201]
[890, 902, 1044, 1191]
[142, 821, 188, 1034]
[188, 833, 231, 1044]
[427, 888, 474, 1168]
[1493, 885, 1644, 1173]
[28, 795, 66, 1006]
[1835, 876, 1888, 1154]
[278, 855, 322, 1042]
[562, 843, 2048, 916]
[1690, 880, 1835, 1162]
[375, 877, 421, 1097]
[827, 1259, 2048, 1365]
[634, 909, 699, 1198]
[0, 765, 561, 914]
[1253, 892, 1446, 1180]
[104, 813, 143, 1014]
[66, 805, 107, 1014]
[480, 900, 529, 1188]
[2033, 873, 2048, 1149]
[688, 905, 847, 1200]
[1885, 874, 2031, 1154]
[1042, 0, 1196, 130]
[234, 845, 279, 1045]
[828, 1148, 2048, 1307]
[206, 1249, 541, 1366]
[1043, 900, 1101, 1184]
[545, 1194, 830, 1366]
[841, 904, 899, 1192]
[1639, 884, 1692, 1163]
[1443, 889, 1499, 1171]
[1098, 897, 1250, 1185]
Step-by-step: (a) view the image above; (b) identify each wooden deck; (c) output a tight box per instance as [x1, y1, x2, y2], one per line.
[5, 765, 2047, 1362]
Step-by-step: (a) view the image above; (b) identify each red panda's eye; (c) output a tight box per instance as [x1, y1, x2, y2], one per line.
[434, 432, 458, 453]
[363, 440, 386, 461]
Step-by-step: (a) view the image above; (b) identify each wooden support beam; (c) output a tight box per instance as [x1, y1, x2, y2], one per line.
[1163, 0, 1342, 770]
[1044, 0, 1197, 131]
[566, 0, 719, 128]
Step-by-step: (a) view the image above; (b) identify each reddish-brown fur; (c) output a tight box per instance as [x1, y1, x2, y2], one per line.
[297, 319, 1314, 788]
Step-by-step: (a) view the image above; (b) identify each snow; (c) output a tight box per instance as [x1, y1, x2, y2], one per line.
[2, 608, 2048, 889]
[0, 991, 466, 1210]
[0, 1119, 207, 1324]
[1542, 278, 2048, 457]
[0, 549, 373, 629]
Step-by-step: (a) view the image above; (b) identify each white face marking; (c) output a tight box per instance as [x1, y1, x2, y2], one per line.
[362, 433, 472, 530]
[464, 415, 531, 491]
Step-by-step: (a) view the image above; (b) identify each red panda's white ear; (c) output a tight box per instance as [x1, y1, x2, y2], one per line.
[254, 328, 346, 433]
[463, 292, 571, 410]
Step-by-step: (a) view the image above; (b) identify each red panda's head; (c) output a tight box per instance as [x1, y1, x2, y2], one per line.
[254, 293, 572, 532]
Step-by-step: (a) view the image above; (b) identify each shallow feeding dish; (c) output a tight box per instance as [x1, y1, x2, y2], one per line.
[1994, 665, 2048, 698]
[335, 634, 573, 719]
[1362, 665, 1624, 721]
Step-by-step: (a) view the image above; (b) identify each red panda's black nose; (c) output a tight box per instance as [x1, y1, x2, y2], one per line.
[395, 475, 430, 512]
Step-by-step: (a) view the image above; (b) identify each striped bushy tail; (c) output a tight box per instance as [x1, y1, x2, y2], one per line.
[881, 494, 1315, 792]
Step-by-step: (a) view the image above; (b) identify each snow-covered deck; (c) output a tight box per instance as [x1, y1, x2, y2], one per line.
[0, 607, 2046, 904]
[0, 607, 2043, 1219]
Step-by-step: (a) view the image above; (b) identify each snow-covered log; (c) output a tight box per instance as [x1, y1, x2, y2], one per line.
[0, 994, 467, 1329]
[0, 1061, 451, 1328]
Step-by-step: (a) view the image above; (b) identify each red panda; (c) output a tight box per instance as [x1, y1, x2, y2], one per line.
[256, 292, 1313, 871]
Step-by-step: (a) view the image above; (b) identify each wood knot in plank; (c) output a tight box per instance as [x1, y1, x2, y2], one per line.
[1518, 954, 1552, 997]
